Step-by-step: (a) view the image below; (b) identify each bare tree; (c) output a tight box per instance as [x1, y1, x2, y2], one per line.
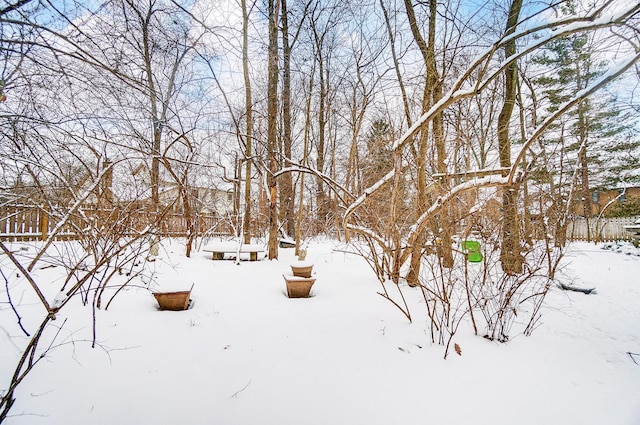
[279, 0, 295, 239]
[498, 0, 524, 275]
[266, 0, 280, 259]
[242, 0, 255, 245]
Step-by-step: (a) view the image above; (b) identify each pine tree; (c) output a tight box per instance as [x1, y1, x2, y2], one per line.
[362, 119, 393, 188]
[532, 3, 639, 225]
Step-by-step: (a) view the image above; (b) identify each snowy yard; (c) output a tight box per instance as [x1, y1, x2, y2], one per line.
[1, 240, 639, 424]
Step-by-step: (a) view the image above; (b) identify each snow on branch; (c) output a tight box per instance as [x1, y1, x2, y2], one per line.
[402, 175, 508, 260]
[344, 173, 508, 268]
[343, 168, 395, 227]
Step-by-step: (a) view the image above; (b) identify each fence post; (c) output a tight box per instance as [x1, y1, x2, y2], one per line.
[39, 207, 48, 241]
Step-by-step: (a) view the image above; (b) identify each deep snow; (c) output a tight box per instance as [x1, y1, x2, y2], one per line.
[1, 239, 639, 424]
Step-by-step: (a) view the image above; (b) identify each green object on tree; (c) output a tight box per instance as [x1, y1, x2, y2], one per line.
[461, 240, 483, 263]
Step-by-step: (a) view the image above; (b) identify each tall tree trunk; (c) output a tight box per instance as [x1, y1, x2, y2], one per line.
[140, 5, 162, 255]
[242, 0, 253, 245]
[517, 77, 533, 246]
[577, 102, 592, 239]
[432, 25, 453, 269]
[280, 0, 295, 238]
[498, 0, 523, 275]
[404, 0, 427, 286]
[267, 0, 279, 259]
[296, 74, 314, 256]
[310, 12, 330, 234]
[316, 58, 328, 233]
[140, 9, 160, 212]
[404, 0, 449, 285]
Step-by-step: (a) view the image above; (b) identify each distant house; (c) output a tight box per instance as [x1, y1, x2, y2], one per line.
[130, 163, 235, 216]
[591, 186, 640, 216]
[156, 184, 235, 216]
[0, 161, 115, 208]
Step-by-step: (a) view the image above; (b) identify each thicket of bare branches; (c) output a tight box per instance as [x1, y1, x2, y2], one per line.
[341, 0, 639, 355]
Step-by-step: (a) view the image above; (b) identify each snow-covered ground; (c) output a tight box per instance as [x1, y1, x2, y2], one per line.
[1, 239, 639, 424]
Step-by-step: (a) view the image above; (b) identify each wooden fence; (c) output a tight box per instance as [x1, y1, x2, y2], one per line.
[568, 216, 639, 242]
[3, 204, 637, 243]
[0, 204, 234, 242]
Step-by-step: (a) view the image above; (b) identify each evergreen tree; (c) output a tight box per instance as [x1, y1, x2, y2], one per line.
[594, 108, 640, 189]
[362, 119, 393, 187]
[532, 3, 639, 223]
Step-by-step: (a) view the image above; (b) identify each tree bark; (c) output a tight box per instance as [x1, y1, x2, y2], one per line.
[404, 0, 451, 285]
[267, 0, 279, 259]
[280, 0, 295, 239]
[498, 0, 524, 275]
[311, 14, 329, 233]
[242, 0, 253, 245]
[296, 74, 314, 256]
[577, 101, 592, 239]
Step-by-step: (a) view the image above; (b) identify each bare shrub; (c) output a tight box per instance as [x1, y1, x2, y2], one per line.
[0, 202, 159, 421]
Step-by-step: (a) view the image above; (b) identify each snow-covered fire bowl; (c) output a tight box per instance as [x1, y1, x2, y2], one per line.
[153, 291, 191, 311]
[290, 261, 313, 278]
[283, 274, 316, 298]
[152, 283, 194, 311]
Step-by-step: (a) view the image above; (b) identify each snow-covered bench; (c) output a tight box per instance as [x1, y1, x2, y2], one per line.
[202, 242, 265, 261]
[624, 220, 640, 242]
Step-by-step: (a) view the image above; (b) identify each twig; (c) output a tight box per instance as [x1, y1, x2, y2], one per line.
[0, 267, 30, 336]
[628, 352, 639, 365]
[0, 241, 51, 312]
[230, 379, 252, 398]
[377, 291, 412, 323]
